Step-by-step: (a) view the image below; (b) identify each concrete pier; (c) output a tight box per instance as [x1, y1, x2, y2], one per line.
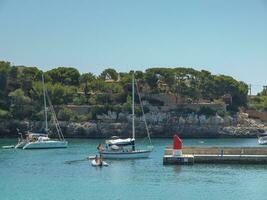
[163, 146, 267, 165]
[163, 154, 194, 165]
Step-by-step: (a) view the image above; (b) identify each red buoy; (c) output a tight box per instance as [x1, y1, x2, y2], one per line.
[173, 134, 182, 150]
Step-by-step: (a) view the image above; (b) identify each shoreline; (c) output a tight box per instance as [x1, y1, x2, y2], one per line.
[0, 134, 257, 139]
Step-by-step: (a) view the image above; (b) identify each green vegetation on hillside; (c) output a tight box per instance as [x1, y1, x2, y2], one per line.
[248, 88, 267, 111]
[0, 61, 249, 121]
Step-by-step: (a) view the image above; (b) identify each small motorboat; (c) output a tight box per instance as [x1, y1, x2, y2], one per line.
[258, 136, 267, 145]
[91, 159, 109, 167]
[258, 132, 267, 145]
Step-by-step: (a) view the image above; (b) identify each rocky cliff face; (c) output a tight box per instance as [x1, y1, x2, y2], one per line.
[0, 112, 266, 138]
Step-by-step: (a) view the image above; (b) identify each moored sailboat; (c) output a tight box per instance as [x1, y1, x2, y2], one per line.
[100, 73, 153, 159]
[15, 74, 68, 149]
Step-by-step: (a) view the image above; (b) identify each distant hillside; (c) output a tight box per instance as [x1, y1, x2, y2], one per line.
[0, 60, 248, 122]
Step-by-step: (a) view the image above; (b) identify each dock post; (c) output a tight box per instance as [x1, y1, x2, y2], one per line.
[173, 135, 182, 156]
[163, 135, 194, 165]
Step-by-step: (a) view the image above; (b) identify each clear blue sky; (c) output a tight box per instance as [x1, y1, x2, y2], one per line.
[0, 0, 266, 93]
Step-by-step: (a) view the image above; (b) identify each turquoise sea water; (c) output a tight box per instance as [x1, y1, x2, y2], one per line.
[1, 138, 267, 200]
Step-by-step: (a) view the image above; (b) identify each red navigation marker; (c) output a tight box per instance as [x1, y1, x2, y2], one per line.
[173, 134, 182, 150]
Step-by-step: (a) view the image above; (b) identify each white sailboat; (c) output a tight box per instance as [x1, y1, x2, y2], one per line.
[16, 75, 68, 149]
[100, 73, 153, 159]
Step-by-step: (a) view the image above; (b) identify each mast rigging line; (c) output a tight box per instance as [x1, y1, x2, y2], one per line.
[135, 76, 153, 146]
[45, 89, 65, 141]
[42, 75, 65, 141]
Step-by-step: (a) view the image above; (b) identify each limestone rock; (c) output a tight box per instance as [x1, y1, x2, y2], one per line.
[1, 110, 267, 138]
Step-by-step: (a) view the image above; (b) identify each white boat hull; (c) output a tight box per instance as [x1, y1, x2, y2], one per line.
[91, 160, 109, 167]
[23, 140, 68, 149]
[101, 149, 152, 159]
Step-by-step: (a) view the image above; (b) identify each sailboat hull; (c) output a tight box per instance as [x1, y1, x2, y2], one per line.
[101, 149, 152, 159]
[23, 140, 68, 149]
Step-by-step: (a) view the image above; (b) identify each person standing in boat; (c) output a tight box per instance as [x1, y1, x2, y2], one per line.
[99, 154, 103, 166]
[97, 143, 103, 153]
[97, 144, 103, 166]
[94, 154, 99, 163]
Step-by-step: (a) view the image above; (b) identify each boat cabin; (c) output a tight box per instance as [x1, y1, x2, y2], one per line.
[105, 136, 135, 151]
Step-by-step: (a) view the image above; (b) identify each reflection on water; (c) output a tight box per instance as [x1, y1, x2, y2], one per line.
[171, 165, 183, 174]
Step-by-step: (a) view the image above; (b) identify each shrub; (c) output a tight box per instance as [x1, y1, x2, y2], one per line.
[95, 93, 111, 104]
[263, 98, 267, 111]
[197, 106, 216, 116]
[73, 96, 86, 105]
[226, 104, 239, 114]
[174, 107, 195, 116]
[143, 106, 150, 114]
[142, 97, 164, 106]
[0, 109, 11, 119]
[32, 110, 44, 121]
[217, 110, 229, 118]
[213, 99, 225, 105]
[77, 113, 93, 122]
[57, 107, 78, 121]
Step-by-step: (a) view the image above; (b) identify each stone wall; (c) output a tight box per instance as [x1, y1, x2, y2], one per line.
[246, 109, 267, 123]
[66, 102, 226, 116]
[66, 105, 93, 115]
[1, 111, 266, 138]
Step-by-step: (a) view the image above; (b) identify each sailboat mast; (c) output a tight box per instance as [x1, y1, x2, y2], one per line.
[42, 74, 48, 133]
[132, 72, 135, 140]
